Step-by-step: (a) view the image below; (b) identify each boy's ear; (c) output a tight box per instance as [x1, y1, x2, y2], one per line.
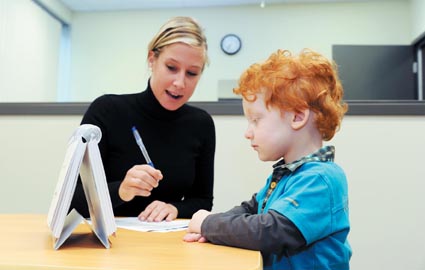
[291, 109, 310, 130]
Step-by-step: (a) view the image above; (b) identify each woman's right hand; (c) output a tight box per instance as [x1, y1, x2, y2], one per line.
[118, 165, 163, 202]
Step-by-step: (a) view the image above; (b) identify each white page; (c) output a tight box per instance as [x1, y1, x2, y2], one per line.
[115, 217, 189, 232]
[47, 136, 86, 237]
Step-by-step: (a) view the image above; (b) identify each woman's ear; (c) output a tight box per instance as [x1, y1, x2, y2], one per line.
[148, 51, 155, 68]
[291, 109, 310, 130]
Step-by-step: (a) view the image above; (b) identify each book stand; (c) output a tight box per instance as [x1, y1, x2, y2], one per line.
[47, 124, 116, 249]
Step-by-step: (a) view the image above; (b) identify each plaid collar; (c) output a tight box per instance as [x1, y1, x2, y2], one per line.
[272, 145, 335, 172]
[260, 145, 336, 213]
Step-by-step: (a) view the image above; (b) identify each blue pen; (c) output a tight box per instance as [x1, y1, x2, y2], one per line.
[131, 126, 155, 168]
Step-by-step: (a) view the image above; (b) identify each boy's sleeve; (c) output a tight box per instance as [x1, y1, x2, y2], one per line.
[218, 193, 258, 216]
[201, 209, 305, 254]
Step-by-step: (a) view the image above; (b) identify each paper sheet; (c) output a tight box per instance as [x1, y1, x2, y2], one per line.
[115, 217, 189, 232]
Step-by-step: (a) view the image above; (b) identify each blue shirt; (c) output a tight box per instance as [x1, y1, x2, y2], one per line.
[256, 146, 351, 269]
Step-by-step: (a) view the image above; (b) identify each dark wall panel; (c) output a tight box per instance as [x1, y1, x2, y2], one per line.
[332, 45, 416, 100]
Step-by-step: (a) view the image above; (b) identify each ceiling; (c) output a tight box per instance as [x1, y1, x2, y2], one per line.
[58, 0, 386, 12]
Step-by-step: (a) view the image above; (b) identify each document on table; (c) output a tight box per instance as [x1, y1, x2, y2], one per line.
[115, 217, 189, 232]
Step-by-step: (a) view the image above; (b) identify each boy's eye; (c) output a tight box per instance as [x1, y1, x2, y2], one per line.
[248, 118, 258, 124]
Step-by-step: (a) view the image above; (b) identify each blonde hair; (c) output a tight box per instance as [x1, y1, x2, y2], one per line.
[234, 49, 348, 141]
[148, 16, 209, 69]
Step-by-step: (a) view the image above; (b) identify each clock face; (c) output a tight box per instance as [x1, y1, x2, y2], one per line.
[221, 34, 242, 55]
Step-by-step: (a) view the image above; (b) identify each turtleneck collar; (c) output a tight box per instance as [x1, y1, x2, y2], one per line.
[137, 79, 187, 121]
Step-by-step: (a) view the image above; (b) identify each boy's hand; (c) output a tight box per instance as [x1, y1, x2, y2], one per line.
[187, 209, 211, 233]
[183, 233, 208, 243]
[183, 210, 211, 243]
[183, 210, 211, 242]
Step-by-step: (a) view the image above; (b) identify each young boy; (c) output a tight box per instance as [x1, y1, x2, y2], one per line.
[184, 49, 351, 269]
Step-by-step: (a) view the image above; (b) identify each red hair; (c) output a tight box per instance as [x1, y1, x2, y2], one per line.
[233, 49, 348, 141]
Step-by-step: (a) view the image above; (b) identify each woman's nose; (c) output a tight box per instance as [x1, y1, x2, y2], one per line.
[173, 72, 185, 89]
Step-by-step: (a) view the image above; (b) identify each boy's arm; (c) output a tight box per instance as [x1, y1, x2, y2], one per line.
[185, 194, 258, 238]
[201, 209, 306, 254]
[220, 193, 258, 216]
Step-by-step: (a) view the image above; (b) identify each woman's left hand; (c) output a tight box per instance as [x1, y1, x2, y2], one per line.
[138, 200, 178, 222]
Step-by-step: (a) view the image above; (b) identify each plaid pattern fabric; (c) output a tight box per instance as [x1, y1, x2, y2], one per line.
[260, 145, 335, 213]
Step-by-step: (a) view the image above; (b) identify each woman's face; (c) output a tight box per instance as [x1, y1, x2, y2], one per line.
[148, 42, 205, 111]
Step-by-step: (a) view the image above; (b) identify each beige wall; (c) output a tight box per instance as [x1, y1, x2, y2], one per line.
[1, 114, 425, 269]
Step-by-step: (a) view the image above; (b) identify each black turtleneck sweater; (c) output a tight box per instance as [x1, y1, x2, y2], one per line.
[69, 83, 216, 218]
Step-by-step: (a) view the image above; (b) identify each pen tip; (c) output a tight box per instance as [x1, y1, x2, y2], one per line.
[131, 126, 136, 131]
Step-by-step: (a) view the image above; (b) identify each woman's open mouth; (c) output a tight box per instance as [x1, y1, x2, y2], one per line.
[166, 90, 183, 100]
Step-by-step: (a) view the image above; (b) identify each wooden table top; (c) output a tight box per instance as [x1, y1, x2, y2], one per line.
[0, 214, 262, 270]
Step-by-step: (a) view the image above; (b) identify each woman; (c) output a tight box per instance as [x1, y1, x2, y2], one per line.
[70, 16, 215, 222]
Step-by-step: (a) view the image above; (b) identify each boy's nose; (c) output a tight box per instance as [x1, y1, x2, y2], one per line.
[244, 128, 253, 139]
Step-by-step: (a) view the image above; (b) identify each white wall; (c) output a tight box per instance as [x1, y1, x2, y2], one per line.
[1, 114, 425, 270]
[0, 0, 415, 102]
[0, 0, 62, 102]
[37, 0, 72, 24]
[68, 1, 411, 102]
[411, 0, 425, 41]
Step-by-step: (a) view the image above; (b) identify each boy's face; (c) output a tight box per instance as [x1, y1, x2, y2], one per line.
[242, 93, 295, 162]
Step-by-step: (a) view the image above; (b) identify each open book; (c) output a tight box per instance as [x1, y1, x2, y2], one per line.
[47, 124, 116, 249]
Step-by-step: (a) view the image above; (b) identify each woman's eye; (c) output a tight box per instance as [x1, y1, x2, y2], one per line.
[187, 71, 198, 77]
[167, 65, 177, 71]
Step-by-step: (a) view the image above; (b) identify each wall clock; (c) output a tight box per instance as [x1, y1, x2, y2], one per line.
[220, 34, 242, 55]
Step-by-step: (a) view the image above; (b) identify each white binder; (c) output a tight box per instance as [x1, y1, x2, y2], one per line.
[47, 124, 116, 250]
